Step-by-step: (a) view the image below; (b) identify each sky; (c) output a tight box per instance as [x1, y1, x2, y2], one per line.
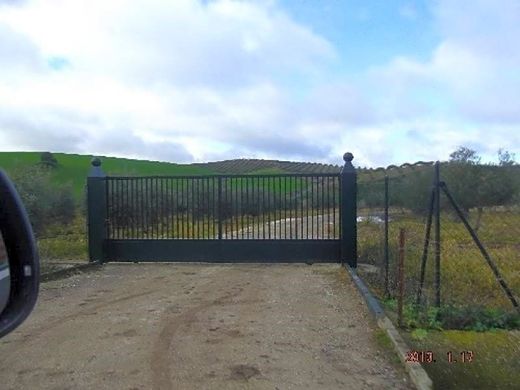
[0, 0, 519, 167]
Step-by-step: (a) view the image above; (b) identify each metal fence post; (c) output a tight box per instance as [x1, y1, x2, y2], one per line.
[434, 161, 441, 307]
[87, 158, 107, 263]
[384, 175, 389, 296]
[340, 152, 357, 267]
[397, 228, 406, 328]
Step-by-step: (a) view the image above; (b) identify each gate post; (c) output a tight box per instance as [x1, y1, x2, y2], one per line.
[87, 158, 107, 263]
[340, 152, 357, 267]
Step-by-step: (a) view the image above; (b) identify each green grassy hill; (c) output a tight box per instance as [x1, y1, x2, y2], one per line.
[0, 152, 448, 200]
[0, 152, 347, 200]
[0, 152, 215, 199]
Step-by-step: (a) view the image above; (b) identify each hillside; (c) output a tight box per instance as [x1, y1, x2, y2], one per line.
[0, 152, 214, 199]
[3, 151, 516, 200]
[192, 158, 341, 174]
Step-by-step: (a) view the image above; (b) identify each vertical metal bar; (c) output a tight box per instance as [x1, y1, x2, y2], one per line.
[111, 179, 115, 240]
[255, 176, 259, 238]
[321, 176, 325, 239]
[301, 176, 304, 239]
[112, 179, 116, 240]
[214, 177, 217, 239]
[173, 178, 176, 239]
[398, 228, 405, 328]
[384, 176, 390, 297]
[224, 177, 228, 238]
[143, 177, 147, 239]
[174, 178, 178, 239]
[278, 176, 282, 239]
[131, 179, 135, 239]
[160, 178, 164, 239]
[167, 178, 171, 238]
[139, 178, 142, 239]
[288, 176, 291, 238]
[145, 178, 151, 238]
[233, 177, 238, 240]
[217, 176, 222, 240]
[306, 176, 309, 239]
[135, 178, 138, 239]
[434, 162, 441, 307]
[250, 177, 254, 239]
[128, 179, 132, 239]
[150, 178, 154, 239]
[192, 178, 200, 239]
[327, 176, 331, 239]
[181, 178, 185, 239]
[126, 179, 129, 239]
[148, 178, 152, 239]
[257, 176, 260, 239]
[293, 176, 299, 239]
[202, 178, 205, 239]
[189, 178, 193, 239]
[148, 178, 151, 239]
[267, 177, 271, 239]
[262, 176, 265, 239]
[136, 178, 140, 239]
[332, 176, 336, 239]
[311, 177, 314, 239]
[284, 177, 287, 239]
[155, 178, 158, 239]
[118, 179, 122, 239]
[195, 178, 199, 239]
[141, 177, 146, 239]
[157, 178, 160, 239]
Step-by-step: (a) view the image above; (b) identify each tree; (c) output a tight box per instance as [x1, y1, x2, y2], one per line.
[449, 146, 481, 164]
[40, 151, 58, 168]
[498, 148, 516, 166]
[444, 147, 516, 231]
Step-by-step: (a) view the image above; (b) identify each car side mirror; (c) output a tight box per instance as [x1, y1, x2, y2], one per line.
[0, 170, 40, 338]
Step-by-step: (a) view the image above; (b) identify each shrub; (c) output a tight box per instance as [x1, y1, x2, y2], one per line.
[8, 165, 76, 236]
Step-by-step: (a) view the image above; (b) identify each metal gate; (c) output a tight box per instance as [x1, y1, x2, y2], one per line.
[87, 153, 357, 265]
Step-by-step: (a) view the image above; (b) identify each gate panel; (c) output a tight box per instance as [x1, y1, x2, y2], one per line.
[87, 154, 357, 264]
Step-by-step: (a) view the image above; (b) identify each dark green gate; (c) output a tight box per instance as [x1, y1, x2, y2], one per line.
[87, 153, 357, 265]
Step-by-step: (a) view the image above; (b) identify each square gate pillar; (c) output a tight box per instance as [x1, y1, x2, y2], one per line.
[87, 158, 107, 263]
[340, 152, 357, 267]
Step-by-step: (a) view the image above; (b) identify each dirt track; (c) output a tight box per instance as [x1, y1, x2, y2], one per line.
[0, 264, 412, 389]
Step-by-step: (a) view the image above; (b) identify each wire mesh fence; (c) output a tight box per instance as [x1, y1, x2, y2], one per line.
[357, 163, 520, 330]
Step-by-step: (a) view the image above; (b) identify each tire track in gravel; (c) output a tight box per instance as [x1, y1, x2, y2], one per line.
[13, 290, 156, 343]
[151, 285, 238, 390]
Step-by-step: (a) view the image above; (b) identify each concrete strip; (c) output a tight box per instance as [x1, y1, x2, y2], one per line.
[344, 264, 433, 390]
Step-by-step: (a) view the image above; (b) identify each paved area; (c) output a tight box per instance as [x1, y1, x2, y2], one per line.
[0, 263, 412, 389]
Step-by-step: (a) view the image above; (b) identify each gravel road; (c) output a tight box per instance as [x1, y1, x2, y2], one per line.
[0, 263, 412, 389]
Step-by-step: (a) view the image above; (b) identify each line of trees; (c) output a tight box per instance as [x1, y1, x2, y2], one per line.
[357, 147, 519, 216]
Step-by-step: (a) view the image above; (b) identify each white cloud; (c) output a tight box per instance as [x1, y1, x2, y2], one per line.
[0, 0, 343, 162]
[0, 0, 518, 167]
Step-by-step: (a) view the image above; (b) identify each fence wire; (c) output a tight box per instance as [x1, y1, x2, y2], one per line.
[357, 165, 520, 329]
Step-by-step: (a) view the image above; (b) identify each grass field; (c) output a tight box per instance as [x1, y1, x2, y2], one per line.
[0, 152, 215, 198]
[357, 207, 520, 317]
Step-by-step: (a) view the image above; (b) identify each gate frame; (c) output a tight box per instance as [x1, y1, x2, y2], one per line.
[87, 153, 357, 266]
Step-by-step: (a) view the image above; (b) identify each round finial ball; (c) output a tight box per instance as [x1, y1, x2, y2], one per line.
[91, 157, 101, 167]
[343, 152, 354, 162]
